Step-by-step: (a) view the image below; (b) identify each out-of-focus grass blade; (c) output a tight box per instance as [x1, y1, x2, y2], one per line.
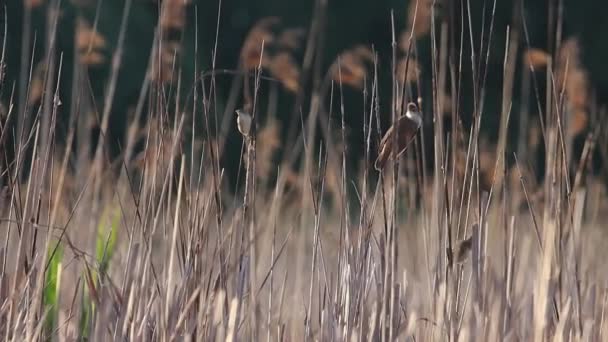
[96, 206, 121, 275]
[43, 242, 63, 337]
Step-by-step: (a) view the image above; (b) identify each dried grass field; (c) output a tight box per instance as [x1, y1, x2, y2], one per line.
[1, 0, 608, 341]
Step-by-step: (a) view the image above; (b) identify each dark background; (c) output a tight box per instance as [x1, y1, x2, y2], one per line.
[2, 0, 607, 190]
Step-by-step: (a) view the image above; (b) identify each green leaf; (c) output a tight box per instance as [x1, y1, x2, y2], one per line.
[43, 243, 63, 336]
[96, 206, 121, 275]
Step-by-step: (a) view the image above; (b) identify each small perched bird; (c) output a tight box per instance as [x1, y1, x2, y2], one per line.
[447, 235, 473, 266]
[374, 102, 422, 170]
[235, 109, 252, 137]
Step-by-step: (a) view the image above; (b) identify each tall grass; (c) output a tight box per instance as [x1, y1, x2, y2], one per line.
[0, 0, 607, 341]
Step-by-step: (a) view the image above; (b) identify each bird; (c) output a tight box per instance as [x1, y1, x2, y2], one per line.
[447, 235, 473, 266]
[374, 102, 422, 170]
[235, 109, 252, 137]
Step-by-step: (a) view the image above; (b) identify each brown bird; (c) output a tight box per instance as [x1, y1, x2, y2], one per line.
[447, 235, 473, 266]
[235, 109, 252, 137]
[374, 102, 422, 170]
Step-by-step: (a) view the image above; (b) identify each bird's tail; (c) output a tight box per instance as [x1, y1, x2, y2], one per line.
[374, 150, 388, 171]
